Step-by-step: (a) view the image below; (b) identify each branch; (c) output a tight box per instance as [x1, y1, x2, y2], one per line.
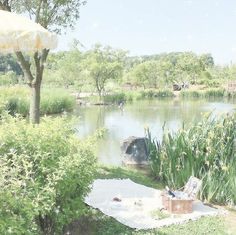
[34, 49, 49, 84]
[0, 1, 11, 11]
[35, 0, 43, 23]
[46, 0, 60, 26]
[34, 52, 41, 83]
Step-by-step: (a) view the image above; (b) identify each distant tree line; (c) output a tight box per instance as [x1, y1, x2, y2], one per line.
[1, 44, 236, 96]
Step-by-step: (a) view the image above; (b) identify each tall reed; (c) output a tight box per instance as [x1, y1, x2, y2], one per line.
[147, 114, 236, 205]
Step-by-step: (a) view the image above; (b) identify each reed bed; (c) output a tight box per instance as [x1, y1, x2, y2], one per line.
[147, 114, 236, 205]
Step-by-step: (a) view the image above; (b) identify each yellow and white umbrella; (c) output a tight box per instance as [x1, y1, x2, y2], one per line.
[0, 10, 57, 53]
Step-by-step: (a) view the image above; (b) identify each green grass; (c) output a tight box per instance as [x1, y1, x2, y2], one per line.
[0, 86, 76, 116]
[71, 165, 231, 235]
[88, 213, 227, 235]
[180, 88, 236, 99]
[139, 89, 175, 99]
[96, 165, 163, 189]
[86, 89, 175, 105]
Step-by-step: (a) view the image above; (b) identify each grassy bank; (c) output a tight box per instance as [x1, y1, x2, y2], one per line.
[65, 166, 234, 235]
[180, 88, 236, 99]
[83, 87, 236, 105]
[86, 89, 175, 104]
[0, 86, 76, 116]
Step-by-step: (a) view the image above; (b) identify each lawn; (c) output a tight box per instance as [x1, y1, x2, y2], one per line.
[65, 166, 236, 235]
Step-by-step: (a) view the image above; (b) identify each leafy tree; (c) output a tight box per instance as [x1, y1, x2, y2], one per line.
[0, 55, 23, 76]
[199, 53, 214, 69]
[124, 52, 214, 87]
[128, 59, 174, 88]
[84, 44, 125, 100]
[0, 0, 86, 123]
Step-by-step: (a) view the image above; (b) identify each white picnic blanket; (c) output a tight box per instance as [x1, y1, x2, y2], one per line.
[85, 179, 225, 230]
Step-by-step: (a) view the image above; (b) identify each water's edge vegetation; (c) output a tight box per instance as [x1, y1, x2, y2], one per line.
[0, 87, 75, 116]
[147, 114, 236, 205]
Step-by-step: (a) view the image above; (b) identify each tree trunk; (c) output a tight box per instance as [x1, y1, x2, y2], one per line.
[30, 83, 41, 124]
[15, 50, 48, 124]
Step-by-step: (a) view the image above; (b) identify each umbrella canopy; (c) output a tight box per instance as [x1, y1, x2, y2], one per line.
[0, 10, 57, 53]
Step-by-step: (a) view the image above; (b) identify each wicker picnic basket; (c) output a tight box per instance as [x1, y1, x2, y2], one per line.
[161, 193, 193, 214]
[161, 176, 202, 214]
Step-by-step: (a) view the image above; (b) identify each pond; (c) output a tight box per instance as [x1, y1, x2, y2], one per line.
[74, 98, 236, 166]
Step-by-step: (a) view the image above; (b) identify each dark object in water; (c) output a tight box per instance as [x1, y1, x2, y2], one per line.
[173, 84, 182, 91]
[113, 197, 122, 202]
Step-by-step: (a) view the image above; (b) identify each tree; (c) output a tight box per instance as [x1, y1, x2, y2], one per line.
[0, 0, 86, 123]
[128, 60, 173, 89]
[84, 44, 125, 100]
[199, 53, 214, 69]
[0, 55, 23, 75]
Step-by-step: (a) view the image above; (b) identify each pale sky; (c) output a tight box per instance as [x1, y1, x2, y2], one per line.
[58, 0, 236, 65]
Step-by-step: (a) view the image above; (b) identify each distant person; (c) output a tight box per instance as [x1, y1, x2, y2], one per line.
[118, 101, 124, 111]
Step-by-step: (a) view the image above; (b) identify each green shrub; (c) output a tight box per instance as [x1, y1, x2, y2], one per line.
[147, 114, 236, 205]
[0, 115, 96, 234]
[0, 71, 19, 86]
[196, 78, 221, 87]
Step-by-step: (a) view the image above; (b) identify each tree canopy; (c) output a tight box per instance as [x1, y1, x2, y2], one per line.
[0, 0, 86, 123]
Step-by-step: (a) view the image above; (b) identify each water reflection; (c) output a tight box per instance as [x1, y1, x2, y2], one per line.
[74, 98, 235, 166]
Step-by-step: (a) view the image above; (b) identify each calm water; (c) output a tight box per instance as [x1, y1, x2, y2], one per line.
[74, 98, 236, 166]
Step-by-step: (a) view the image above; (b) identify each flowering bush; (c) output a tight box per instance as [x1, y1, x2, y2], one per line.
[0, 115, 96, 234]
[147, 114, 236, 205]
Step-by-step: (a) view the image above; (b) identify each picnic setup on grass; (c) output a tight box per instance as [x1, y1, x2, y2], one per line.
[85, 137, 226, 230]
[85, 177, 225, 230]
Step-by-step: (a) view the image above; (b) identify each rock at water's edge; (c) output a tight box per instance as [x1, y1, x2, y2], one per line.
[121, 136, 149, 165]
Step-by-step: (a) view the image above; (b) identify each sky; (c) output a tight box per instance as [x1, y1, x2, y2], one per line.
[58, 0, 236, 65]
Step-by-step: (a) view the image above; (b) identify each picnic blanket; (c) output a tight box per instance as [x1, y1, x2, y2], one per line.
[85, 179, 225, 230]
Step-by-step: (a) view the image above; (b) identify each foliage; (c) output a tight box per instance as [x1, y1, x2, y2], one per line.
[0, 71, 19, 86]
[40, 89, 76, 115]
[125, 52, 214, 88]
[28, 47, 236, 98]
[103, 92, 134, 104]
[88, 89, 175, 104]
[44, 48, 89, 91]
[0, 54, 23, 75]
[82, 44, 126, 99]
[0, 114, 96, 234]
[139, 89, 174, 99]
[0, 0, 87, 123]
[147, 114, 236, 205]
[0, 87, 75, 116]
[9, 0, 87, 33]
[180, 88, 226, 98]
